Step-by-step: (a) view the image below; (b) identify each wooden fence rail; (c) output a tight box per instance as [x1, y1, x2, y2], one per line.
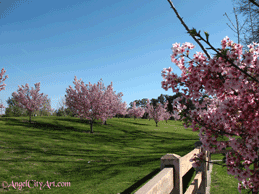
[135, 139, 246, 194]
[135, 145, 210, 194]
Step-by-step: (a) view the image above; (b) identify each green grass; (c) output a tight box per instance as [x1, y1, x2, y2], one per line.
[209, 155, 256, 194]
[0, 116, 252, 193]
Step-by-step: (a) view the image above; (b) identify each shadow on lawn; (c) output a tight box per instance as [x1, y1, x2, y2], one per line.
[1, 117, 199, 144]
[54, 117, 100, 124]
[119, 168, 161, 194]
[1, 117, 102, 132]
[1, 117, 78, 132]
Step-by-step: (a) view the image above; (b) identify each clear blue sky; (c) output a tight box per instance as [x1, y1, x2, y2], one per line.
[0, 0, 252, 115]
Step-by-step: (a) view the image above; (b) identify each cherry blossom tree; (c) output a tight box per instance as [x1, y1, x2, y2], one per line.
[163, 111, 173, 123]
[114, 101, 128, 118]
[116, 101, 128, 118]
[144, 105, 153, 121]
[101, 86, 117, 124]
[65, 76, 124, 133]
[85, 82, 128, 125]
[127, 102, 145, 120]
[113, 92, 128, 117]
[99, 82, 126, 125]
[12, 82, 48, 123]
[145, 99, 168, 127]
[0, 68, 8, 109]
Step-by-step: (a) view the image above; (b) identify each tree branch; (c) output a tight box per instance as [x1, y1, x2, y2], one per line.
[166, 0, 259, 84]
[249, 0, 259, 7]
[166, 0, 211, 60]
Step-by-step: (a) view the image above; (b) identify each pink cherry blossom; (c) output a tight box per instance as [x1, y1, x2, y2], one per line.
[162, 36, 259, 193]
[65, 77, 126, 132]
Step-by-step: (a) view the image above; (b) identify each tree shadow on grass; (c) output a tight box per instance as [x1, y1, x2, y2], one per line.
[119, 168, 161, 194]
[1, 117, 200, 150]
[1, 117, 81, 133]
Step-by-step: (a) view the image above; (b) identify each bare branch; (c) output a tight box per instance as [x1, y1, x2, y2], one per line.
[248, 0, 256, 41]
[223, 5, 249, 50]
[231, 0, 259, 49]
[223, 11, 238, 31]
[225, 22, 237, 33]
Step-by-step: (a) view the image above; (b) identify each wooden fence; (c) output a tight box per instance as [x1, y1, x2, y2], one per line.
[135, 145, 210, 194]
[135, 138, 248, 194]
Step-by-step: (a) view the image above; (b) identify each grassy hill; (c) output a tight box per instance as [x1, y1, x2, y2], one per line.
[0, 116, 248, 194]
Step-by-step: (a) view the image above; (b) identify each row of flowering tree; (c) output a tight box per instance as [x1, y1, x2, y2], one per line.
[127, 98, 174, 126]
[2, 68, 173, 129]
[2, 74, 127, 127]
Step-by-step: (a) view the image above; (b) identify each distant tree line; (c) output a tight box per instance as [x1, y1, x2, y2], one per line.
[123, 92, 214, 120]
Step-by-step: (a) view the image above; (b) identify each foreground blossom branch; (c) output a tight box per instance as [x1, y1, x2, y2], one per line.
[166, 0, 259, 84]
[164, 1, 259, 192]
[162, 39, 259, 193]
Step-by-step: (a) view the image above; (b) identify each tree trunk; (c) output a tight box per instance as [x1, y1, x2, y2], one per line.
[156, 122, 158, 127]
[166, 120, 167, 123]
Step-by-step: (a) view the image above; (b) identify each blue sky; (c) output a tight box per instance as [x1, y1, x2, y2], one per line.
[0, 0, 253, 115]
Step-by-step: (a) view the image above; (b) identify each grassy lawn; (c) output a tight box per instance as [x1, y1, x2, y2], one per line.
[0, 116, 251, 193]
[209, 154, 256, 194]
